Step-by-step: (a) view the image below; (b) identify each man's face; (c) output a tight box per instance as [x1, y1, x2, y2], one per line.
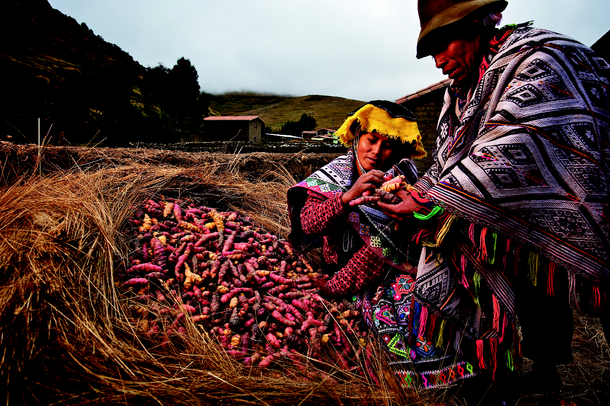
[432, 35, 483, 87]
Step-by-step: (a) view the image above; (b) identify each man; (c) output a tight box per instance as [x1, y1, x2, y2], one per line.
[379, 0, 610, 396]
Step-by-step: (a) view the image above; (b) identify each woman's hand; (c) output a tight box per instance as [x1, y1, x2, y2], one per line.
[341, 170, 386, 205]
[377, 189, 420, 221]
[311, 275, 333, 297]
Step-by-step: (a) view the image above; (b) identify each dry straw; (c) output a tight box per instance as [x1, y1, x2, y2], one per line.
[1, 144, 607, 405]
[0, 146, 433, 405]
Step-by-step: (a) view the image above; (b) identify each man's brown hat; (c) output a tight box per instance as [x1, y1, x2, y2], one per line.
[417, 0, 507, 58]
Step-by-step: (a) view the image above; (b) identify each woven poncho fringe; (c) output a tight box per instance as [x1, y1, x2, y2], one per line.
[407, 24, 610, 380]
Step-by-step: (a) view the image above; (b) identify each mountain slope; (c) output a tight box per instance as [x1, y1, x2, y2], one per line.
[1, 0, 147, 146]
[212, 93, 365, 131]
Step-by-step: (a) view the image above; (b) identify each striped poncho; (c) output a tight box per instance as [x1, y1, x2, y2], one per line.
[411, 23, 610, 374]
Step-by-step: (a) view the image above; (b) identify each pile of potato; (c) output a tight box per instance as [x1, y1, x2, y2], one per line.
[117, 197, 377, 380]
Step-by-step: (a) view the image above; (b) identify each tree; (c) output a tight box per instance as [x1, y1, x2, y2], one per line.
[297, 113, 316, 132]
[167, 57, 201, 134]
[169, 57, 200, 103]
[143, 63, 171, 106]
[142, 58, 205, 139]
[278, 113, 317, 136]
[197, 91, 213, 120]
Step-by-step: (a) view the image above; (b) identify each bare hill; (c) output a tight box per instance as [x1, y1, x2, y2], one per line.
[211, 93, 366, 131]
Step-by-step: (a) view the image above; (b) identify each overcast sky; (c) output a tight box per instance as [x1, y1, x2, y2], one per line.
[47, 0, 609, 102]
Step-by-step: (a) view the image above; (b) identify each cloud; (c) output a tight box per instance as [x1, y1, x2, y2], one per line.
[48, 0, 610, 101]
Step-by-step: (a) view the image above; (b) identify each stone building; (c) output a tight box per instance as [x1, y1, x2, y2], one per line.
[591, 30, 610, 65]
[396, 78, 451, 173]
[203, 116, 265, 144]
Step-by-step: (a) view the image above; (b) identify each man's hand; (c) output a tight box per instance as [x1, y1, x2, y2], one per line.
[377, 189, 420, 221]
[341, 170, 385, 205]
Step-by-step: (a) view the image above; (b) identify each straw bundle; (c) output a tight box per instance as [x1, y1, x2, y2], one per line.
[0, 155, 433, 405]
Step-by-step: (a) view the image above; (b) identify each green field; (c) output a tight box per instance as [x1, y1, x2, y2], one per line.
[210, 92, 366, 131]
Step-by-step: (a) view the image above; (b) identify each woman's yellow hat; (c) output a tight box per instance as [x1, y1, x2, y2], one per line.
[335, 100, 426, 158]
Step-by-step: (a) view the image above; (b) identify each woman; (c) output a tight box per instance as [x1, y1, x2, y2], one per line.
[287, 100, 424, 296]
[287, 101, 480, 389]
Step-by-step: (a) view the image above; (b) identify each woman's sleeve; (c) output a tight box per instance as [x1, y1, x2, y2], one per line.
[300, 191, 348, 236]
[325, 244, 383, 296]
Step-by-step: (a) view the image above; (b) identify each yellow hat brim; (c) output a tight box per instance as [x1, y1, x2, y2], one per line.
[335, 104, 426, 159]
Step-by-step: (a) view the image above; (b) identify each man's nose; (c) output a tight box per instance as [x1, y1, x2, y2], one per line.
[434, 54, 446, 70]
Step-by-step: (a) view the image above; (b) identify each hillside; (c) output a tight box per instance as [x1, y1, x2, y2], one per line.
[1, 0, 365, 145]
[210, 92, 365, 131]
[209, 92, 293, 116]
[1, 0, 146, 146]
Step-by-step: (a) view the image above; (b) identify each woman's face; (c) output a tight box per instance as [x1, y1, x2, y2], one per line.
[432, 34, 484, 88]
[357, 132, 396, 172]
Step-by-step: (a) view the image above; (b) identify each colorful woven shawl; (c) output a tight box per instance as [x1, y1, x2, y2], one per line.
[415, 24, 610, 324]
[287, 149, 418, 272]
[354, 270, 479, 389]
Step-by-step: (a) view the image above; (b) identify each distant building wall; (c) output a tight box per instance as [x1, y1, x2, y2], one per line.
[396, 79, 451, 174]
[248, 121, 262, 144]
[591, 30, 610, 66]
